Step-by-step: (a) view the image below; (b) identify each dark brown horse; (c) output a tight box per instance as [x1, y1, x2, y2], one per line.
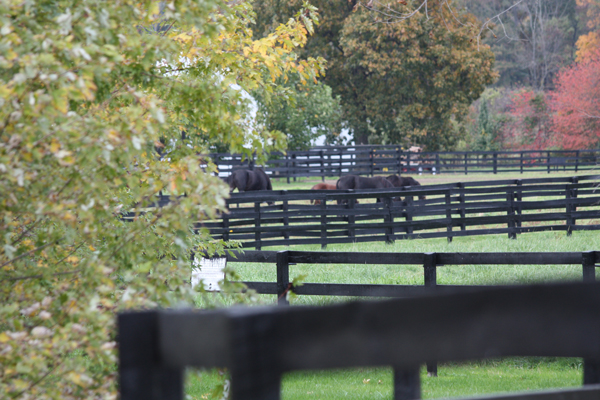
[223, 168, 273, 205]
[386, 175, 425, 200]
[224, 168, 272, 192]
[336, 175, 394, 203]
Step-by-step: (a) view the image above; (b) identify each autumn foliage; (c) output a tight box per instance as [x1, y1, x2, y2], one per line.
[0, 1, 323, 398]
[501, 90, 553, 150]
[499, 47, 600, 151]
[550, 50, 600, 149]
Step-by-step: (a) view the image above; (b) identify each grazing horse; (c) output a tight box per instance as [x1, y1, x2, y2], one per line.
[310, 183, 337, 205]
[386, 174, 426, 200]
[336, 175, 394, 203]
[311, 183, 337, 191]
[223, 168, 273, 205]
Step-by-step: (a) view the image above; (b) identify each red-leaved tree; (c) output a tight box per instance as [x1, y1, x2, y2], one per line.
[501, 89, 553, 150]
[550, 50, 600, 149]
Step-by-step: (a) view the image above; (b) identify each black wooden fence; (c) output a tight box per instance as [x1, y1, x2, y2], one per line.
[210, 146, 600, 180]
[227, 249, 599, 378]
[224, 250, 600, 304]
[119, 281, 600, 400]
[200, 175, 600, 249]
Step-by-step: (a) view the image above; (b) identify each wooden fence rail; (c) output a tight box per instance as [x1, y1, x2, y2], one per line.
[196, 175, 600, 249]
[223, 250, 600, 303]
[119, 282, 600, 400]
[210, 147, 600, 180]
[207, 249, 600, 380]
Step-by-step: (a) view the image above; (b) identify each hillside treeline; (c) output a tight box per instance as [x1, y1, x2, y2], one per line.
[252, 0, 600, 151]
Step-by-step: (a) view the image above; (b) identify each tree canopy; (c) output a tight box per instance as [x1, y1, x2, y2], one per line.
[253, 0, 496, 150]
[459, 0, 581, 90]
[254, 75, 344, 150]
[0, 1, 323, 397]
[550, 49, 600, 149]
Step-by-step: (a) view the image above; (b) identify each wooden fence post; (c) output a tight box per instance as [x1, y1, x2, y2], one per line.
[458, 182, 466, 232]
[572, 176, 579, 229]
[515, 180, 523, 235]
[292, 153, 297, 182]
[118, 312, 184, 400]
[397, 147, 402, 175]
[405, 195, 414, 238]
[393, 367, 421, 400]
[320, 149, 325, 182]
[223, 201, 230, 242]
[254, 202, 261, 250]
[286, 153, 290, 184]
[445, 192, 453, 243]
[464, 153, 468, 175]
[370, 148, 375, 176]
[582, 251, 596, 282]
[348, 194, 356, 242]
[384, 197, 395, 244]
[576, 150, 580, 172]
[547, 151, 551, 173]
[520, 152, 524, 174]
[507, 190, 516, 239]
[282, 194, 289, 242]
[583, 250, 600, 386]
[566, 184, 574, 237]
[493, 152, 498, 174]
[435, 153, 440, 175]
[424, 252, 438, 377]
[277, 250, 290, 306]
[339, 147, 344, 177]
[321, 198, 327, 249]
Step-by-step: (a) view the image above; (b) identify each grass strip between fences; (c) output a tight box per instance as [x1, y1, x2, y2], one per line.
[221, 250, 599, 303]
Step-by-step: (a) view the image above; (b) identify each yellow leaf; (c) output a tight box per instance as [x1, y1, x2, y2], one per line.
[148, 2, 161, 20]
[175, 32, 192, 42]
[52, 90, 68, 113]
[67, 372, 86, 387]
[6, 49, 18, 61]
[63, 212, 76, 222]
[0, 332, 10, 343]
[50, 140, 60, 153]
[13, 379, 28, 390]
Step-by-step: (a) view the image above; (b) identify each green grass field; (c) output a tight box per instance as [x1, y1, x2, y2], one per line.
[187, 171, 599, 399]
[268, 170, 594, 190]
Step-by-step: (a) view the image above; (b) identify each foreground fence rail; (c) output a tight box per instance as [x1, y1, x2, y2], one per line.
[214, 249, 600, 379]
[210, 147, 600, 180]
[197, 175, 600, 249]
[119, 282, 600, 400]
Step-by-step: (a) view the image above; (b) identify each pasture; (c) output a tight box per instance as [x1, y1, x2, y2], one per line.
[186, 171, 600, 399]
[212, 172, 599, 249]
[269, 170, 591, 191]
[187, 229, 600, 399]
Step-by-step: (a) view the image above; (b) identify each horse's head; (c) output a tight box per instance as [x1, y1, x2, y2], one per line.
[222, 175, 235, 192]
[386, 175, 402, 187]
